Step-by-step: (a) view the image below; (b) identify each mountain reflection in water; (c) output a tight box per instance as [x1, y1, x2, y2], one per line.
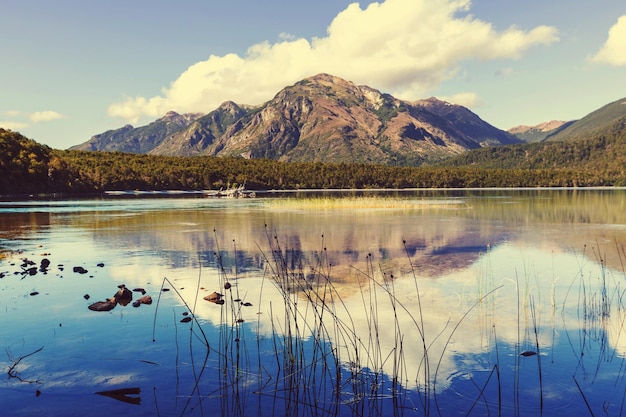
[1, 189, 626, 416]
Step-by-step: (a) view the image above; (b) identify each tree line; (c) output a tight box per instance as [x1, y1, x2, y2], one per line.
[1, 128, 625, 197]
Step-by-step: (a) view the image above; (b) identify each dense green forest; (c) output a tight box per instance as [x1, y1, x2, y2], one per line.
[442, 120, 626, 172]
[1, 128, 624, 197]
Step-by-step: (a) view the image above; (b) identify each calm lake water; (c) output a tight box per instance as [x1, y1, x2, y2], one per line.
[2, 189, 626, 416]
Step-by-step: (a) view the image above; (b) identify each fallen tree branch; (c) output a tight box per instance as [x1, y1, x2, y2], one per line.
[6, 346, 44, 383]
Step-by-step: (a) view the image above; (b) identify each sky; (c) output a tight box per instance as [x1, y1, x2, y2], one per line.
[1, 0, 625, 150]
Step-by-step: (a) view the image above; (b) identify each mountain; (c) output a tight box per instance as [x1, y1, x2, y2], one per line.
[440, 97, 626, 173]
[415, 97, 521, 146]
[544, 97, 626, 142]
[74, 74, 521, 164]
[508, 120, 573, 143]
[150, 101, 252, 156]
[70, 111, 203, 153]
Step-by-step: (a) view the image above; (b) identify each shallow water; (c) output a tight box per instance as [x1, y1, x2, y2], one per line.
[1, 189, 626, 416]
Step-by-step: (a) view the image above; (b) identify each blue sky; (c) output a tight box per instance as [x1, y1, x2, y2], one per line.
[1, 0, 625, 149]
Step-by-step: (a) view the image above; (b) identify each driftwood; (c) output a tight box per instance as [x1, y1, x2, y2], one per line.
[6, 346, 44, 383]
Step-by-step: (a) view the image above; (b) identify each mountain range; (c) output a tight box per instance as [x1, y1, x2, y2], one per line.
[72, 74, 521, 165]
[71, 74, 626, 166]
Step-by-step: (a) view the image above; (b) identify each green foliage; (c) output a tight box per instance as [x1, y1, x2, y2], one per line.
[1, 127, 625, 196]
[547, 97, 626, 142]
[0, 129, 51, 194]
[442, 127, 626, 177]
[374, 102, 403, 123]
[42, 149, 623, 193]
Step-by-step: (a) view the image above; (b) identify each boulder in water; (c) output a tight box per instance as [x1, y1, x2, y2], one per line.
[88, 299, 117, 311]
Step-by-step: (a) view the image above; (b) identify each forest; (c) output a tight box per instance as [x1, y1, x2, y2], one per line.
[1, 128, 624, 197]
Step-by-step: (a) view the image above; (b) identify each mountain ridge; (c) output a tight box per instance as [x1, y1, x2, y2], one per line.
[545, 97, 626, 142]
[71, 111, 203, 153]
[72, 73, 520, 165]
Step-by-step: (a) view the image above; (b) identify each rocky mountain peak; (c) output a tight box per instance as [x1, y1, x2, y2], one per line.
[414, 97, 456, 112]
[509, 120, 568, 134]
[74, 73, 520, 163]
[159, 111, 203, 126]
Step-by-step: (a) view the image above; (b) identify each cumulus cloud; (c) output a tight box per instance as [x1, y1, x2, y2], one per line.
[590, 15, 626, 66]
[108, 0, 559, 122]
[29, 110, 65, 123]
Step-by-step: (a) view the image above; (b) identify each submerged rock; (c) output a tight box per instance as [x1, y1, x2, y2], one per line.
[88, 299, 117, 311]
[132, 295, 152, 308]
[40, 258, 50, 272]
[95, 387, 141, 405]
[88, 284, 137, 311]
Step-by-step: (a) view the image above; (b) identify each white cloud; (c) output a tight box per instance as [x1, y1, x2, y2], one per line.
[108, 0, 559, 122]
[29, 110, 65, 123]
[495, 67, 515, 77]
[590, 15, 626, 66]
[278, 32, 297, 41]
[0, 121, 29, 131]
[6, 110, 22, 118]
[0, 110, 66, 131]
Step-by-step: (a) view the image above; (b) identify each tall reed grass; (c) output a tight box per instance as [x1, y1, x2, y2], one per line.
[149, 233, 626, 417]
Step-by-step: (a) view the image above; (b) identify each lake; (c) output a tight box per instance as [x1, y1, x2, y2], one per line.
[1, 188, 626, 416]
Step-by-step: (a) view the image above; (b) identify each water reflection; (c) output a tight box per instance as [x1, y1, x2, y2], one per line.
[2, 189, 626, 416]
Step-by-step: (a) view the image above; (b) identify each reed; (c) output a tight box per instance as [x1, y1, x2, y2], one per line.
[145, 232, 626, 417]
[265, 196, 470, 211]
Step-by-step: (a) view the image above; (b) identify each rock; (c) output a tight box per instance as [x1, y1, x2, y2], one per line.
[203, 291, 223, 303]
[114, 285, 132, 306]
[132, 295, 152, 308]
[40, 258, 50, 271]
[73, 266, 88, 274]
[88, 299, 117, 311]
[137, 295, 152, 305]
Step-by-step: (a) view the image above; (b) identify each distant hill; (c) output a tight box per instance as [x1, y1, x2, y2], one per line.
[508, 120, 573, 142]
[70, 111, 202, 153]
[545, 97, 626, 142]
[72, 73, 520, 165]
[442, 96, 626, 172]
